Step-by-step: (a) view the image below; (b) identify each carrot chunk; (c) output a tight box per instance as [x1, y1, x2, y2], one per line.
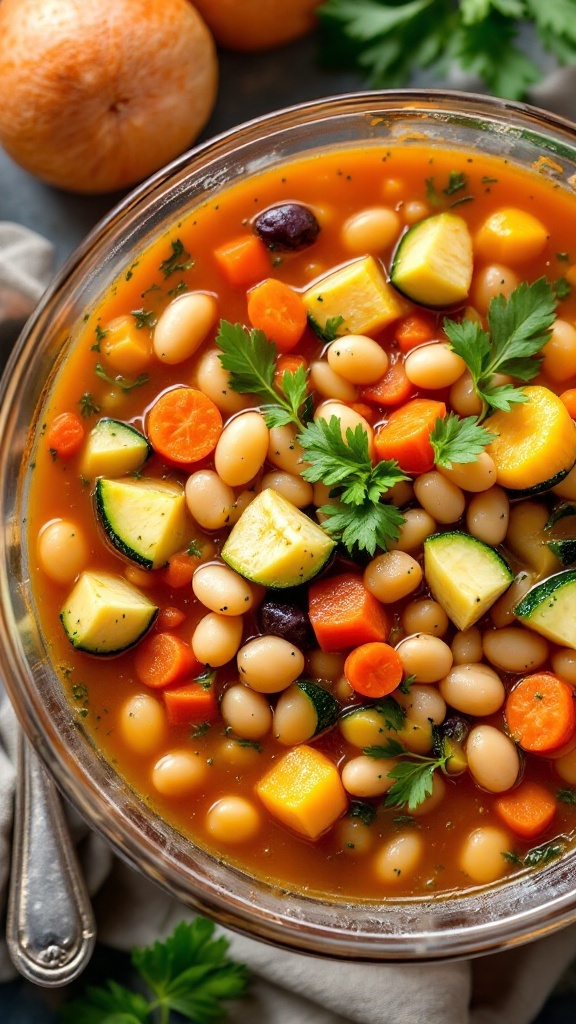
[494, 780, 557, 840]
[46, 411, 85, 458]
[395, 313, 437, 353]
[373, 398, 447, 474]
[560, 388, 576, 420]
[214, 234, 270, 287]
[159, 550, 202, 589]
[147, 386, 222, 464]
[163, 679, 218, 726]
[308, 573, 391, 653]
[344, 642, 403, 698]
[505, 672, 576, 754]
[155, 606, 186, 631]
[247, 278, 308, 352]
[134, 632, 202, 689]
[359, 358, 416, 408]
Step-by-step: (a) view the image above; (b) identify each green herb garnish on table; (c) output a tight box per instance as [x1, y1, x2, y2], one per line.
[317, 0, 576, 100]
[60, 918, 249, 1024]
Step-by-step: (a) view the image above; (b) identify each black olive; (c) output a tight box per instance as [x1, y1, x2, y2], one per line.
[253, 203, 320, 251]
[258, 599, 315, 649]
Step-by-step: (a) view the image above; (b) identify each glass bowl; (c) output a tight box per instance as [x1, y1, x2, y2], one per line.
[3, 89, 576, 963]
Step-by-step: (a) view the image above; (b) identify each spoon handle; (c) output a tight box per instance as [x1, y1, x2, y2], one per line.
[7, 730, 96, 986]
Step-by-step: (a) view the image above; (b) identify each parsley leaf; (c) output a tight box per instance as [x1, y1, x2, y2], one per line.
[364, 739, 450, 810]
[374, 695, 405, 731]
[61, 918, 249, 1024]
[444, 278, 556, 416]
[94, 364, 149, 392]
[159, 238, 193, 279]
[78, 392, 100, 418]
[131, 308, 158, 330]
[317, 0, 558, 100]
[430, 412, 497, 468]
[298, 416, 408, 555]
[215, 320, 308, 429]
[308, 313, 345, 341]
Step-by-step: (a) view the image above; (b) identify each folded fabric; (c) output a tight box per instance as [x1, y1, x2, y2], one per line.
[2, 167, 576, 1023]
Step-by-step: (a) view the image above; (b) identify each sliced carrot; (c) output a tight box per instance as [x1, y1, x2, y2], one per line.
[46, 411, 85, 458]
[155, 606, 186, 631]
[505, 672, 576, 754]
[214, 234, 270, 287]
[274, 353, 307, 392]
[373, 398, 447, 474]
[134, 632, 202, 689]
[560, 388, 576, 420]
[395, 313, 437, 354]
[359, 357, 416, 408]
[164, 679, 219, 726]
[308, 573, 391, 653]
[344, 642, 403, 698]
[159, 550, 202, 588]
[247, 278, 308, 352]
[494, 780, 557, 840]
[147, 387, 222, 464]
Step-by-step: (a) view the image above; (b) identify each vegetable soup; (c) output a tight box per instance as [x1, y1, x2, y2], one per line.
[27, 142, 576, 899]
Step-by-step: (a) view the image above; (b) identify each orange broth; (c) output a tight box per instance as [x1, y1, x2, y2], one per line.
[27, 143, 576, 899]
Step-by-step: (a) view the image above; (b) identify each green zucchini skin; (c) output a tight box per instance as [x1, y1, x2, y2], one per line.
[296, 680, 339, 736]
[544, 503, 576, 565]
[514, 569, 576, 648]
[505, 465, 573, 500]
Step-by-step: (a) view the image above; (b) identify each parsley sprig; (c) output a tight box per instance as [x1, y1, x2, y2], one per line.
[299, 416, 408, 555]
[317, 0, 575, 101]
[60, 918, 249, 1024]
[364, 738, 450, 810]
[444, 278, 556, 417]
[216, 320, 309, 429]
[430, 412, 497, 468]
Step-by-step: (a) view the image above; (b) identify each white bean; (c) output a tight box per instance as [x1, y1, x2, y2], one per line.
[341, 206, 401, 253]
[153, 292, 217, 364]
[192, 613, 243, 667]
[396, 684, 447, 727]
[205, 796, 261, 843]
[119, 693, 167, 755]
[440, 664, 505, 716]
[541, 319, 576, 382]
[402, 599, 449, 638]
[459, 826, 512, 884]
[551, 648, 576, 686]
[466, 724, 520, 792]
[449, 370, 483, 417]
[482, 626, 549, 673]
[373, 832, 424, 884]
[409, 772, 446, 817]
[309, 360, 358, 402]
[214, 411, 269, 487]
[363, 551, 422, 603]
[314, 400, 374, 451]
[438, 452, 496, 493]
[259, 470, 313, 508]
[341, 755, 396, 797]
[152, 749, 208, 796]
[451, 627, 483, 665]
[273, 684, 319, 745]
[220, 684, 272, 739]
[404, 343, 466, 389]
[326, 335, 388, 384]
[185, 470, 235, 530]
[195, 348, 252, 414]
[37, 519, 89, 585]
[396, 634, 453, 683]
[267, 424, 307, 474]
[192, 563, 254, 616]
[389, 508, 437, 552]
[471, 264, 520, 314]
[466, 486, 510, 545]
[413, 472, 465, 524]
[237, 635, 304, 693]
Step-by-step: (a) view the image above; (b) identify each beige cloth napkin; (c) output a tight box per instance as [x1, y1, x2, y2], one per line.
[3, 90, 576, 1018]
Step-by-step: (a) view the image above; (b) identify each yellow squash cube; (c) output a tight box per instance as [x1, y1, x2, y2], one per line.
[256, 744, 347, 840]
[303, 255, 403, 337]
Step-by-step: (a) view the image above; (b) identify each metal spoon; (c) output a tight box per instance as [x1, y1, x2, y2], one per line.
[7, 729, 96, 986]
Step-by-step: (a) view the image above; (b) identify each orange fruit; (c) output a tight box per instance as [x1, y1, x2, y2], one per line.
[0, 0, 218, 194]
[192, 0, 322, 51]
